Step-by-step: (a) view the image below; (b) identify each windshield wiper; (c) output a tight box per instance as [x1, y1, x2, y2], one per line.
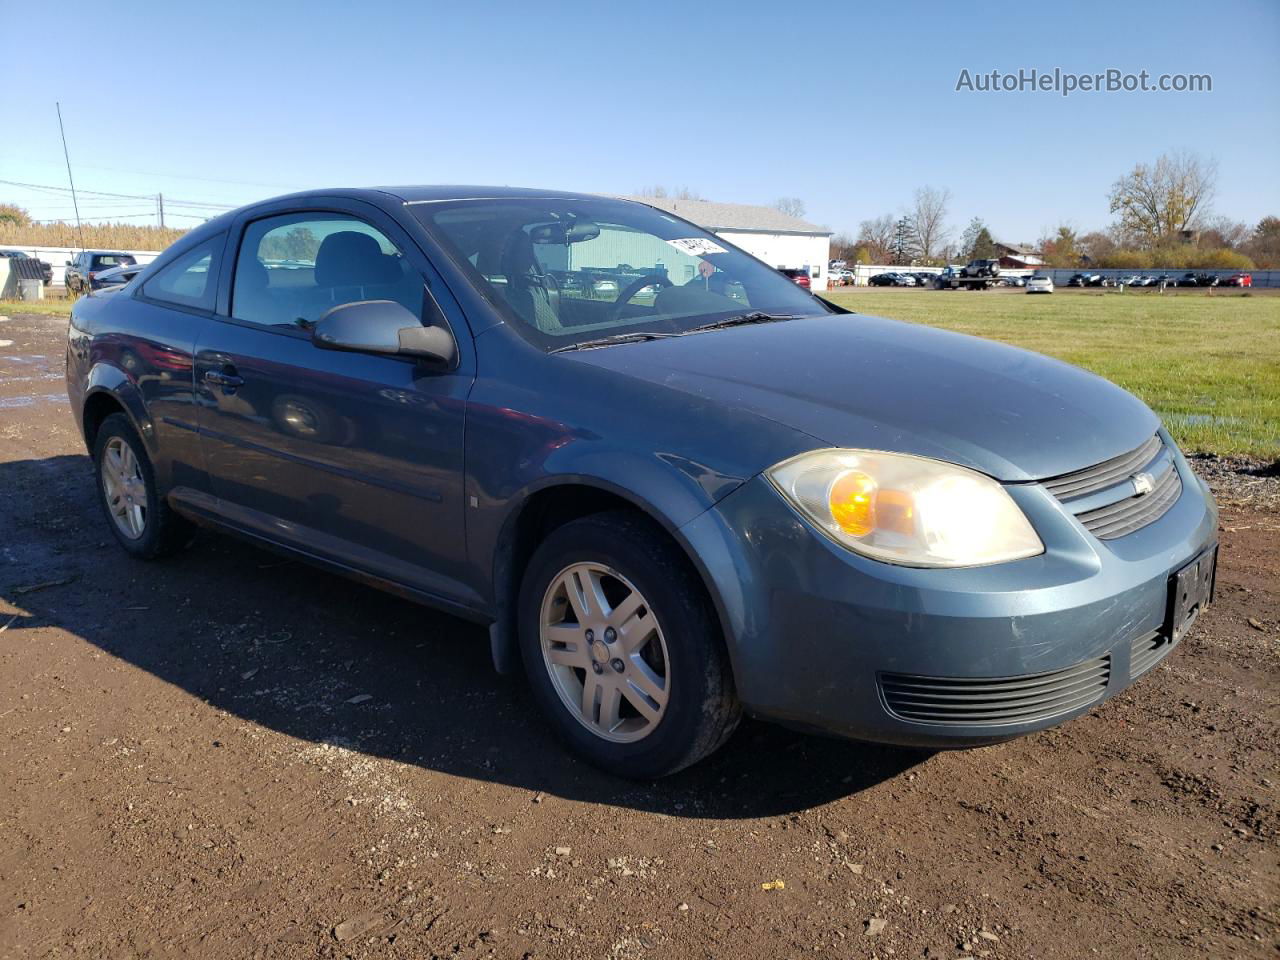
[687, 311, 799, 333]
[548, 331, 684, 354]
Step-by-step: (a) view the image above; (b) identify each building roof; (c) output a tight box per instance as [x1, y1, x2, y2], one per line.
[994, 240, 1037, 256]
[622, 196, 832, 236]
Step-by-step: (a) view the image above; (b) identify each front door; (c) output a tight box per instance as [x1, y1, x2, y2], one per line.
[192, 206, 476, 606]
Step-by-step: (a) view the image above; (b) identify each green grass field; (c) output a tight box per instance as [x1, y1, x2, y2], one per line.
[6, 289, 1278, 459]
[0, 299, 74, 318]
[825, 288, 1280, 460]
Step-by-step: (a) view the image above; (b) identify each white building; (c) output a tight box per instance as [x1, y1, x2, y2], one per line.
[624, 196, 833, 291]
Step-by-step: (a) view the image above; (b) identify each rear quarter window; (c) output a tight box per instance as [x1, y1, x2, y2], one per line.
[141, 236, 224, 312]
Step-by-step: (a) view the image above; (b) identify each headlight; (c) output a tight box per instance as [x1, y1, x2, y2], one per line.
[767, 449, 1043, 568]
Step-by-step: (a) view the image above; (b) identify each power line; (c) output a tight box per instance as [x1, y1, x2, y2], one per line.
[0, 177, 237, 210]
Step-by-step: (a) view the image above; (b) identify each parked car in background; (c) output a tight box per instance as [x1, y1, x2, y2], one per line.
[65, 251, 139, 294]
[1066, 273, 1087, 287]
[0, 249, 54, 286]
[1223, 273, 1252, 287]
[868, 272, 901, 287]
[93, 262, 147, 287]
[1176, 272, 1219, 288]
[65, 184, 1219, 778]
[1026, 275, 1054, 294]
[777, 267, 811, 289]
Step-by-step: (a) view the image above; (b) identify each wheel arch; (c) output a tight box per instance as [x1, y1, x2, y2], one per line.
[81, 386, 138, 454]
[487, 479, 732, 678]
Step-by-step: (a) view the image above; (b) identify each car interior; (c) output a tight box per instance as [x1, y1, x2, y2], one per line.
[431, 206, 758, 338]
[232, 220, 425, 330]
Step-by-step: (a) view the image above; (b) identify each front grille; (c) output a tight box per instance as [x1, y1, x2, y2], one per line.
[1043, 435, 1162, 501]
[879, 656, 1111, 726]
[1130, 629, 1174, 679]
[1043, 434, 1182, 540]
[1075, 465, 1182, 539]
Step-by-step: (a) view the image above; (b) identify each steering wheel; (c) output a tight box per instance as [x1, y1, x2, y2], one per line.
[609, 274, 672, 321]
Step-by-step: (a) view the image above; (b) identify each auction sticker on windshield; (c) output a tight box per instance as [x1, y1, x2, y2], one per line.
[666, 238, 729, 256]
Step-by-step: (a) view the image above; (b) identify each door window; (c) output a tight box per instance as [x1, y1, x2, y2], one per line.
[231, 213, 423, 330]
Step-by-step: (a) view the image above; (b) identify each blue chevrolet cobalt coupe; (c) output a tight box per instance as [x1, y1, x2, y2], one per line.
[66, 187, 1218, 777]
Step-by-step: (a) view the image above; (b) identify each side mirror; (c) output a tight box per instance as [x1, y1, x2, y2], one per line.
[312, 300, 457, 367]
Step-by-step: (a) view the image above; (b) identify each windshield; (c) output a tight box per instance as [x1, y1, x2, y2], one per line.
[412, 197, 831, 349]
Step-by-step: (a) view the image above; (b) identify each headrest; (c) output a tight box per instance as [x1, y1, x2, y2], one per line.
[237, 257, 269, 292]
[500, 228, 540, 283]
[315, 231, 396, 287]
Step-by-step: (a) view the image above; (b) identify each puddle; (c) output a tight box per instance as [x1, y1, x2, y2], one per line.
[3, 373, 62, 384]
[0, 393, 68, 409]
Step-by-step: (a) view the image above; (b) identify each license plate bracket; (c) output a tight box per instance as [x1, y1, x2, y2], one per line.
[1166, 545, 1217, 644]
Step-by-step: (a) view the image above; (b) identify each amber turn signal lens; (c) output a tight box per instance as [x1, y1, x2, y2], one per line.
[829, 470, 877, 536]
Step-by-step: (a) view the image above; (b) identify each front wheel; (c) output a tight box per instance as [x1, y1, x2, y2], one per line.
[518, 512, 740, 778]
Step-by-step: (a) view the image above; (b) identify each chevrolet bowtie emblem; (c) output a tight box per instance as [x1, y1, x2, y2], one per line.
[1131, 471, 1155, 496]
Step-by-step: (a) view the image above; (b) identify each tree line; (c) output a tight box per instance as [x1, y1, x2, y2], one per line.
[830, 152, 1277, 270]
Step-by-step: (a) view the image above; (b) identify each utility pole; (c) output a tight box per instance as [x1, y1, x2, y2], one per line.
[157, 193, 165, 228]
[55, 102, 86, 252]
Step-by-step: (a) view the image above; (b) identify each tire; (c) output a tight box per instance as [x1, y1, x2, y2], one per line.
[517, 511, 740, 778]
[92, 413, 193, 559]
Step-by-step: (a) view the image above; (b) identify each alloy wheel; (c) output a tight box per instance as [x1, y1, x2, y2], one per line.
[100, 436, 147, 539]
[539, 562, 670, 743]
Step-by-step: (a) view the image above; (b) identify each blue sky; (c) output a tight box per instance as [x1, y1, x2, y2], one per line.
[2, 0, 1277, 245]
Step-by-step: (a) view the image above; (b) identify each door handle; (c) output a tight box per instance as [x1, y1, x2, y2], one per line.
[204, 368, 245, 389]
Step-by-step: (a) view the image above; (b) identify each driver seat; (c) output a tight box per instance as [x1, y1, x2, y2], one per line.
[499, 230, 562, 334]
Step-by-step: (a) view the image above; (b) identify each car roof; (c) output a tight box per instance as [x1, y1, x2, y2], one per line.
[375, 185, 614, 204]
[235, 185, 624, 210]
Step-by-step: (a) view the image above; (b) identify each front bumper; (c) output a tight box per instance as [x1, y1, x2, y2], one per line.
[680, 435, 1218, 747]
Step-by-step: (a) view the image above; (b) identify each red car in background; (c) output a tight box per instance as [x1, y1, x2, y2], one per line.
[777, 267, 811, 289]
[1223, 273, 1252, 287]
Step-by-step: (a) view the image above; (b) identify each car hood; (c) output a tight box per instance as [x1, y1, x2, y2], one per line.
[568, 313, 1160, 482]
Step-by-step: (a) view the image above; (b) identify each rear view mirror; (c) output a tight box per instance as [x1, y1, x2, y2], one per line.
[529, 220, 601, 244]
[312, 300, 457, 367]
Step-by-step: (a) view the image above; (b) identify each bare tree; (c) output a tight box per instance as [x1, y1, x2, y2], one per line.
[1198, 216, 1250, 250]
[830, 232, 858, 262]
[774, 197, 806, 219]
[912, 186, 952, 263]
[855, 214, 897, 263]
[636, 185, 705, 201]
[1107, 151, 1217, 247]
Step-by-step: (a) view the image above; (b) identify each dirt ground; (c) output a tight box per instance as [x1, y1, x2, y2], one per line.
[1, 310, 1276, 960]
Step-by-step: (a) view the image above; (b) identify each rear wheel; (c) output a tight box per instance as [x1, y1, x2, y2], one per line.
[518, 512, 740, 778]
[93, 413, 193, 559]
